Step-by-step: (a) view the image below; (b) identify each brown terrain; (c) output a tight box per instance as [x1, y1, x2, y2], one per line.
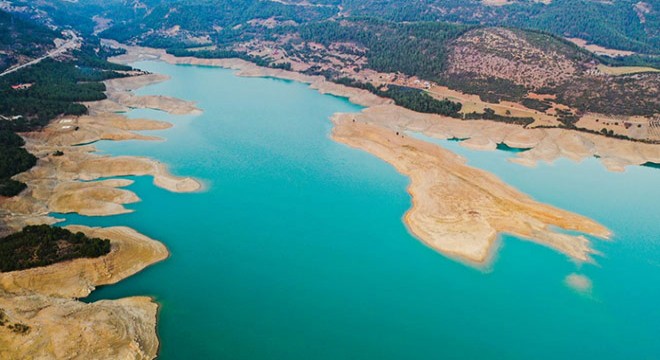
[446, 28, 590, 89]
[0, 226, 166, 360]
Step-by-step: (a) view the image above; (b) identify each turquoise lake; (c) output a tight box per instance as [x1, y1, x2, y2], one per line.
[57, 61, 660, 359]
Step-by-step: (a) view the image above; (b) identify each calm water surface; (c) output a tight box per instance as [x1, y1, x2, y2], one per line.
[57, 61, 660, 359]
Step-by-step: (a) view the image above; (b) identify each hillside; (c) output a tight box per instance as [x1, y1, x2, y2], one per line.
[442, 27, 660, 117]
[331, 0, 660, 55]
[2, 0, 658, 137]
[8, 0, 659, 54]
[90, 5, 659, 132]
[0, 10, 57, 71]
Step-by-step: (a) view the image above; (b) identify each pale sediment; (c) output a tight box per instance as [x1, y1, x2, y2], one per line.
[0, 226, 168, 298]
[1, 71, 202, 228]
[352, 105, 660, 172]
[332, 117, 610, 264]
[564, 273, 593, 293]
[0, 294, 159, 360]
[0, 227, 166, 360]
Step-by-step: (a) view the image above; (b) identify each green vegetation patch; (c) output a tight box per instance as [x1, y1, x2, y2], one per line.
[300, 18, 471, 82]
[381, 85, 462, 117]
[0, 225, 111, 272]
[0, 130, 36, 197]
[0, 57, 128, 132]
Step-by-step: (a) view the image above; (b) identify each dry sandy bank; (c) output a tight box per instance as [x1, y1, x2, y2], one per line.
[332, 116, 611, 263]
[0, 226, 167, 360]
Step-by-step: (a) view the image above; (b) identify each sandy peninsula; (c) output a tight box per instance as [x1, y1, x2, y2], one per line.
[332, 117, 610, 263]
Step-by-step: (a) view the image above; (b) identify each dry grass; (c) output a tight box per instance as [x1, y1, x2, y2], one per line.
[597, 64, 660, 75]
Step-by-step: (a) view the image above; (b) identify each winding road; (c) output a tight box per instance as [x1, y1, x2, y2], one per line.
[0, 37, 78, 78]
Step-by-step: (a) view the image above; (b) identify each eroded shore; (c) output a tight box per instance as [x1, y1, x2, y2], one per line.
[332, 117, 610, 263]
[0, 226, 167, 359]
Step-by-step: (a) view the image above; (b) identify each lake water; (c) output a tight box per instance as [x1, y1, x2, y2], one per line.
[56, 61, 660, 359]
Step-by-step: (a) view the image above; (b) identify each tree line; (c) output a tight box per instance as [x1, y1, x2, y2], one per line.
[0, 225, 111, 272]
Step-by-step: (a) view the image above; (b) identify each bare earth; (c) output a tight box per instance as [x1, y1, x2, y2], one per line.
[0, 226, 167, 360]
[332, 118, 610, 263]
[567, 38, 636, 57]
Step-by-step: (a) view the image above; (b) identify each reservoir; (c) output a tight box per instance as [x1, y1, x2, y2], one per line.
[58, 61, 660, 359]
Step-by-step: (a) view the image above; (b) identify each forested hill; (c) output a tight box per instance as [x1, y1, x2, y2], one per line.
[6, 0, 659, 54]
[295, 0, 660, 55]
[0, 10, 57, 71]
[101, 0, 337, 47]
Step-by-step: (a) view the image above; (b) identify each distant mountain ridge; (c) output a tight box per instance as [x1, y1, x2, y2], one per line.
[5, 0, 660, 54]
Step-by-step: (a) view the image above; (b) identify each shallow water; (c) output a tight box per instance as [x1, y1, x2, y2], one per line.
[57, 61, 660, 359]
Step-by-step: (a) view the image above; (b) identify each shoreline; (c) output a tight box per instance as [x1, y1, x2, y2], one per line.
[0, 226, 168, 359]
[108, 41, 660, 172]
[331, 117, 610, 264]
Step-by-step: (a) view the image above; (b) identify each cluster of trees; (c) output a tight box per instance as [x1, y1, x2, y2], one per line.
[87, 0, 660, 56]
[334, 77, 462, 117]
[299, 18, 470, 83]
[0, 59, 127, 132]
[440, 74, 529, 104]
[597, 54, 660, 70]
[554, 74, 659, 117]
[0, 225, 111, 272]
[0, 130, 36, 197]
[102, 0, 336, 43]
[520, 98, 553, 113]
[464, 108, 535, 127]
[381, 85, 462, 117]
[336, 0, 659, 55]
[0, 14, 130, 197]
[168, 47, 292, 70]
